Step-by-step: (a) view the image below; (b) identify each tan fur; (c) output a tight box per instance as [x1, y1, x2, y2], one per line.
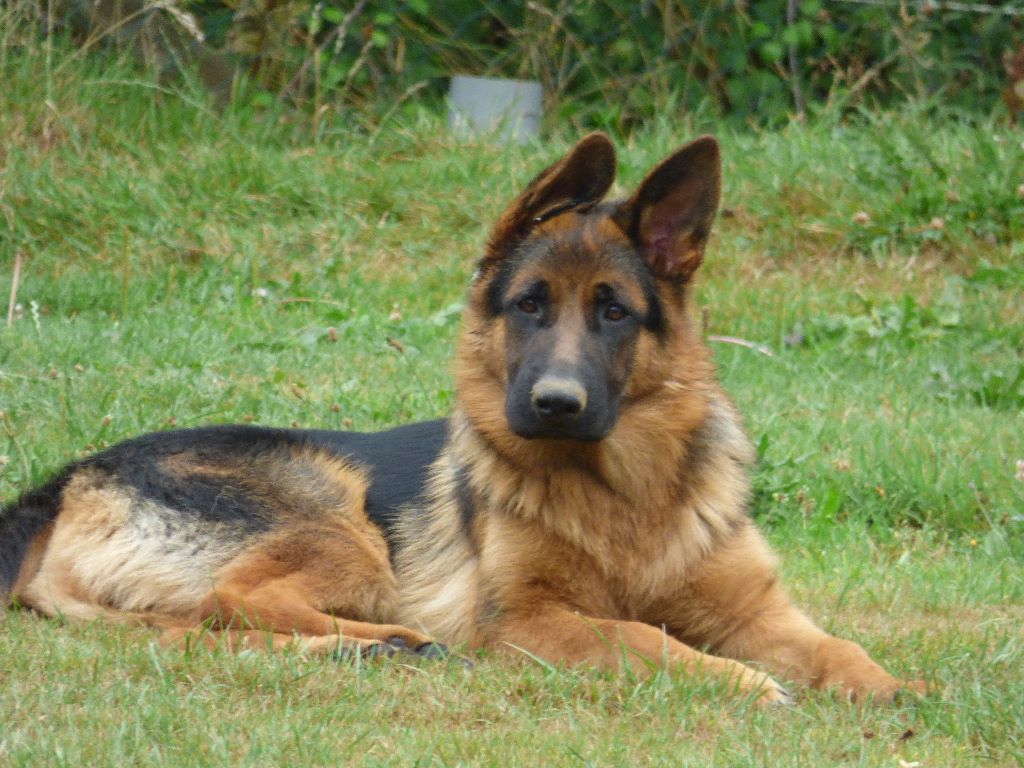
[12, 446, 431, 654]
[18, 469, 218, 621]
[11, 523, 53, 598]
[394, 447, 482, 643]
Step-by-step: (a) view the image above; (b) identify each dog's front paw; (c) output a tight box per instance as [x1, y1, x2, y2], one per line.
[732, 666, 794, 707]
[840, 676, 929, 704]
[815, 637, 925, 704]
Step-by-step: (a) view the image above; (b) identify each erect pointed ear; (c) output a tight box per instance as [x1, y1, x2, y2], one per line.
[484, 132, 616, 261]
[614, 135, 721, 281]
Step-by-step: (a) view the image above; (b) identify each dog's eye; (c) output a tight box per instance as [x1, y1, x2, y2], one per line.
[604, 303, 627, 322]
[517, 298, 540, 315]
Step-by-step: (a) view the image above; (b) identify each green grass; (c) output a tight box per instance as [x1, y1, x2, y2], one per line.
[2, 35, 1023, 767]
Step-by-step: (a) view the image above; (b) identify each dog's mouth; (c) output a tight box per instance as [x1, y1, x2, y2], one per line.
[505, 395, 617, 443]
[509, 422, 611, 443]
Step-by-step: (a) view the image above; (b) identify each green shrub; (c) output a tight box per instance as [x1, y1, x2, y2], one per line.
[195, 0, 1019, 126]
[9, 1, 1021, 127]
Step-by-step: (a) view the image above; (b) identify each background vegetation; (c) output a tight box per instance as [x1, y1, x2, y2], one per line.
[28, 0, 1024, 128]
[1, 3, 1022, 766]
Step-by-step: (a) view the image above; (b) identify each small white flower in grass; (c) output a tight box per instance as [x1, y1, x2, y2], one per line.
[253, 287, 269, 299]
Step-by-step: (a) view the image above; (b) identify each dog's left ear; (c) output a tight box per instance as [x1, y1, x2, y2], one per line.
[615, 135, 721, 281]
[485, 132, 616, 262]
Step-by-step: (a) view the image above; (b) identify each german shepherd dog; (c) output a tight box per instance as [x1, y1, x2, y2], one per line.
[1, 134, 923, 704]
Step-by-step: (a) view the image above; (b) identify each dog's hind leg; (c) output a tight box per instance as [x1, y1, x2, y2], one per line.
[20, 577, 133, 624]
[16, 547, 182, 628]
[193, 579, 434, 649]
[187, 522, 436, 652]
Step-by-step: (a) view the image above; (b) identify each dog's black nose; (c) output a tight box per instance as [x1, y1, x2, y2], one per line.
[531, 377, 586, 421]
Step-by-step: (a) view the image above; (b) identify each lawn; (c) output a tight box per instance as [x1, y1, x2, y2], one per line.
[1, 37, 1022, 767]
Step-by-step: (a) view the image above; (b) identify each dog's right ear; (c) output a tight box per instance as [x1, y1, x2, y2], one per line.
[483, 133, 616, 264]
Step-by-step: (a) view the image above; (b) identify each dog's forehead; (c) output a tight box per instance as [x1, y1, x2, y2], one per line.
[481, 206, 658, 315]
[513, 210, 644, 288]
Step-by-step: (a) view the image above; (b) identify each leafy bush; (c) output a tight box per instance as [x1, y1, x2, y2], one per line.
[198, 0, 1020, 125]
[19, 0, 1023, 127]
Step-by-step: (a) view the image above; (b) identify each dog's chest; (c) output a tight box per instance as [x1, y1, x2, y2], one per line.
[489, 471, 732, 597]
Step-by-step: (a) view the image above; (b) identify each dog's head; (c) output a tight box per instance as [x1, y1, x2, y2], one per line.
[457, 133, 720, 453]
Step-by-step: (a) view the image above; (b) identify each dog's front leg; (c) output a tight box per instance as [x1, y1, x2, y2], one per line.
[670, 525, 925, 702]
[485, 606, 792, 706]
[700, 594, 926, 703]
